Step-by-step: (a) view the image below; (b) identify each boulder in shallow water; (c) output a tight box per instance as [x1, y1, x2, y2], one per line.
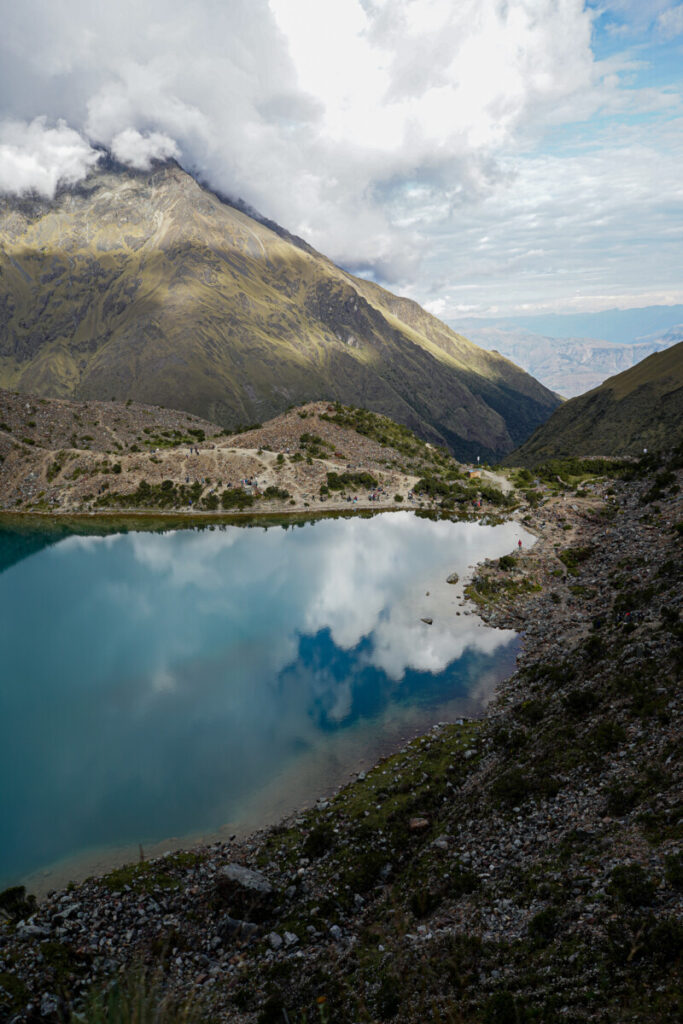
[447, 571, 459, 584]
[421, 617, 433, 625]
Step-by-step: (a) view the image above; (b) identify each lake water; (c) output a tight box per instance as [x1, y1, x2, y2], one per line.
[0, 512, 532, 890]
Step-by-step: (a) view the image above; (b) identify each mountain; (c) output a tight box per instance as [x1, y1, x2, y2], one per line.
[0, 159, 558, 462]
[636, 323, 683, 348]
[459, 325, 672, 397]
[504, 341, 683, 465]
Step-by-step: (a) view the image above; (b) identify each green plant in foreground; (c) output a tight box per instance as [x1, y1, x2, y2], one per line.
[73, 969, 212, 1024]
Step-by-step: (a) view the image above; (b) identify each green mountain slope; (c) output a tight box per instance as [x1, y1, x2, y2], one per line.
[504, 342, 683, 465]
[0, 159, 559, 460]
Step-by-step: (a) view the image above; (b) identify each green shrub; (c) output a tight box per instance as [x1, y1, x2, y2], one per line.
[641, 916, 683, 964]
[528, 907, 558, 948]
[449, 862, 479, 897]
[517, 699, 545, 724]
[498, 555, 517, 571]
[77, 967, 208, 1024]
[558, 546, 593, 575]
[664, 851, 683, 890]
[484, 990, 524, 1024]
[0, 885, 36, 923]
[605, 782, 638, 817]
[221, 488, 255, 510]
[326, 470, 378, 491]
[303, 824, 335, 858]
[591, 720, 626, 753]
[263, 485, 290, 500]
[563, 687, 599, 715]
[410, 888, 442, 918]
[344, 849, 386, 893]
[491, 768, 531, 807]
[608, 864, 656, 907]
[375, 973, 401, 1019]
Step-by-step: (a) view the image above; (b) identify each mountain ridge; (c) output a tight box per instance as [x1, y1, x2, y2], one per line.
[0, 159, 559, 461]
[504, 341, 683, 465]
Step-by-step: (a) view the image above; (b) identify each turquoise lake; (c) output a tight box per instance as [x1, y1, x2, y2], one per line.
[0, 512, 532, 890]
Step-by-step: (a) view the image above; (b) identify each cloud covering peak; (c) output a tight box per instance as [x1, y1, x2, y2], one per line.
[0, 118, 99, 197]
[0, 0, 681, 315]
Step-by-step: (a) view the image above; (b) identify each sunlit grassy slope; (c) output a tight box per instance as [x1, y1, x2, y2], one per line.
[0, 159, 559, 460]
[504, 342, 683, 465]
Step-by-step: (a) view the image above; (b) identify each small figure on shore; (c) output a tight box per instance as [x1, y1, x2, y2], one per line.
[518, 539, 522, 550]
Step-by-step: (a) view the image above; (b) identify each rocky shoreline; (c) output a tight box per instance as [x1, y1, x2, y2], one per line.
[1, 457, 681, 1024]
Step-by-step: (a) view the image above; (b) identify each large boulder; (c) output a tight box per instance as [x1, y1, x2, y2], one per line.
[214, 863, 276, 922]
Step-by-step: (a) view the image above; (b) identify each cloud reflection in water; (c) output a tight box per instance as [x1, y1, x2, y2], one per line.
[0, 513, 532, 884]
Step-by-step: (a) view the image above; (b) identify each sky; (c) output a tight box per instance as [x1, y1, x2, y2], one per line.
[0, 0, 681, 318]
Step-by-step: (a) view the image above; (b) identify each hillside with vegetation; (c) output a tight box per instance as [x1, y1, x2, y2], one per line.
[0, 159, 559, 462]
[0, 391, 517, 520]
[505, 342, 683, 466]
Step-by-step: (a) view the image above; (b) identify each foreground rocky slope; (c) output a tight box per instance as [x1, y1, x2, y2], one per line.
[1, 451, 680, 1023]
[506, 342, 683, 465]
[0, 159, 558, 461]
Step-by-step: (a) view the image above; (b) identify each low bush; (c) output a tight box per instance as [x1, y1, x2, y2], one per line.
[326, 470, 378, 491]
[608, 864, 656, 907]
[528, 906, 559, 947]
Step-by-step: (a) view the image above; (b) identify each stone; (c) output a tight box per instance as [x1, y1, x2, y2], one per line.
[15, 921, 50, 940]
[447, 572, 459, 584]
[216, 863, 276, 922]
[284, 931, 299, 947]
[216, 915, 260, 942]
[268, 931, 283, 950]
[409, 817, 430, 831]
[220, 863, 273, 895]
[40, 993, 60, 1018]
[421, 617, 433, 625]
[329, 924, 343, 942]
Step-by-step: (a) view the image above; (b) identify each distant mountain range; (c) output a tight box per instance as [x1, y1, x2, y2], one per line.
[458, 325, 677, 397]
[455, 305, 683, 344]
[505, 341, 683, 465]
[0, 159, 558, 462]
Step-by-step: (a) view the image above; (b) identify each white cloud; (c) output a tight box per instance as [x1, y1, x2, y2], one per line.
[110, 128, 179, 170]
[0, 0, 680, 312]
[657, 3, 683, 36]
[0, 117, 99, 196]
